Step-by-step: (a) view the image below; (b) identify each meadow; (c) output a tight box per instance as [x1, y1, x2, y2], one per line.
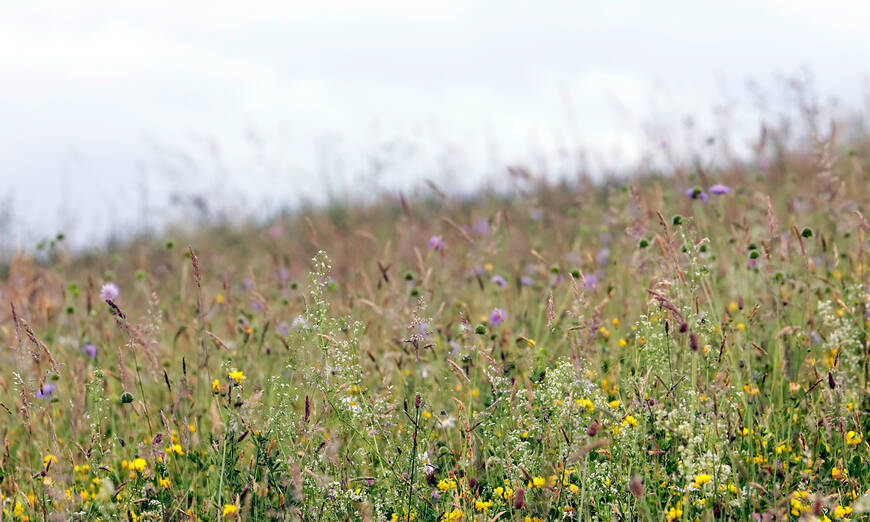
[2, 127, 870, 521]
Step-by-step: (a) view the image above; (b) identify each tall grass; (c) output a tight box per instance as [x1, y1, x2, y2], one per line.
[1, 121, 870, 521]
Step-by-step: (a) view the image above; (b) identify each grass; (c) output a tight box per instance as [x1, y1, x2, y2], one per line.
[2, 130, 870, 521]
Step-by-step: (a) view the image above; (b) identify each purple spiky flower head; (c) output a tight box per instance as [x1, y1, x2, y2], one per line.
[685, 187, 708, 201]
[520, 276, 534, 287]
[81, 343, 97, 359]
[491, 275, 507, 288]
[489, 308, 506, 325]
[428, 235, 444, 251]
[708, 184, 731, 195]
[100, 282, 120, 303]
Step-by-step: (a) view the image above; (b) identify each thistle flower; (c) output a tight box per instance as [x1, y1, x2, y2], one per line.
[708, 184, 731, 195]
[100, 282, 120, 302]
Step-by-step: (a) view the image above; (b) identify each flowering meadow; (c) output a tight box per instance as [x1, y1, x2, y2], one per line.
[3, 139, 870, 520]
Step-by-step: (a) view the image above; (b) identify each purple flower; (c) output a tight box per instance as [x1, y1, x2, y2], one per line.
[99, 282, 120, 303]
[685, 187, 708, 201]
[417, 321, 430, 338]
[581, 274, 599, 290]
[36, 383, 56, 399]
[491, 275, 507, 288]
[277, 321, 290, 335]
[250, 300, 263, 311]
[708, 184, 731, 195]
[428, 235, 444, 251]
[596, 248, 610, 266]
[489, 308, 507, 325]
[81, 343, 97, 359]
[472, 219, 490, 236]
[520, 276, 534, 287]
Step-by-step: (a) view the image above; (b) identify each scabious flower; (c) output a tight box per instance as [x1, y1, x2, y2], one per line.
[581, 274, 599, 290]
[81, 343, 97, 359]
[708, 183, 731, 194]
[428, 235, 444, 251]
[489, 308, 506, 325]
[520, 276, 534, 287]
[100, 282, 120, 302]
[491, 275, 507, 288]
[36, 383, 56, 399]
[685, 187, 708, 201]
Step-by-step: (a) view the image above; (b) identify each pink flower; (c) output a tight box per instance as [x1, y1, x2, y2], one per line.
[100, 282, 120, 302]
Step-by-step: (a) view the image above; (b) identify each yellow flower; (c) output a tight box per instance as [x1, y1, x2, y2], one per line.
[43, 454, 58, 468]
[832, 466, 847, 479]
[474, 499, 492, 512]
[666, 500, 683, 521]
[188, 424, 196, 433]
[608, 400, 621, 408]
[531, 476, 546, 488]
[617, 338, 628, 347]
[132, 458, 147, 472]
[441, 508, 462, 521]
[215, 294, 225, 304]
[846, 431, 861, 446]
[526, 338, 536, 347]
[834, 505, 852, 518]
[222, 504, 239, 518]
[228, 370, 246, 384]
[158, 477, 171, 489]
[166, 444, 185, 456]
[737, 323, 745, 332]
[212, 379, 221, 392]
[693, 473, 712, 486]
[622, 415, 638, 428]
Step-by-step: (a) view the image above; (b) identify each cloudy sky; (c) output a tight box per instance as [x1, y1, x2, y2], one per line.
[2, 0, 869, 247]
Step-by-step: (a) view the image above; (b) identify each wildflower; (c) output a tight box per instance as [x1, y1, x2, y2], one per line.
[131, 458, 147, 472]
[474, 499, 492, 512]
[99, 282, 120, 302]
[228, 370, 246, 384]
[222, 504, 239, 518]
[441, 508, 462, 521]
[80, 343, 97, 359]
[685, 187, 708, 201]
[212, 379, 221, 392]
[166, 444, 184, 456]
[666, 500, 683, 521]
[833, 505, 852, 518]
[43, 454, 58, 468]
[531, 476, 546, 488]
[832, 466, 847, 479]
[789, 382, 801, 393]
[608, 400, 621, 408]
[708, 184, 731, 195]
[520, 276, 534, 286]
[428, 235, 444, 251]
[491, 275, 507, 288]
[846, 431, 861, 446]
[622, 415, 638, 428]
[488, 308, 506, 325]
[36, 383, 56, 399]
[158, 477, 171, 488]
[693, 473, 712, 487]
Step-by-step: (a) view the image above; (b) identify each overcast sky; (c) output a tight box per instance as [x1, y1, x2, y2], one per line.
[2, 0, 870, 248]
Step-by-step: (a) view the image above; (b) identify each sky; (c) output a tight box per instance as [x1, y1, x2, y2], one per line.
[1, 0, 870, 248]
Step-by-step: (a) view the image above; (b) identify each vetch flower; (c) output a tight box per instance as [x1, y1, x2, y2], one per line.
[100, 282, 120, 302]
